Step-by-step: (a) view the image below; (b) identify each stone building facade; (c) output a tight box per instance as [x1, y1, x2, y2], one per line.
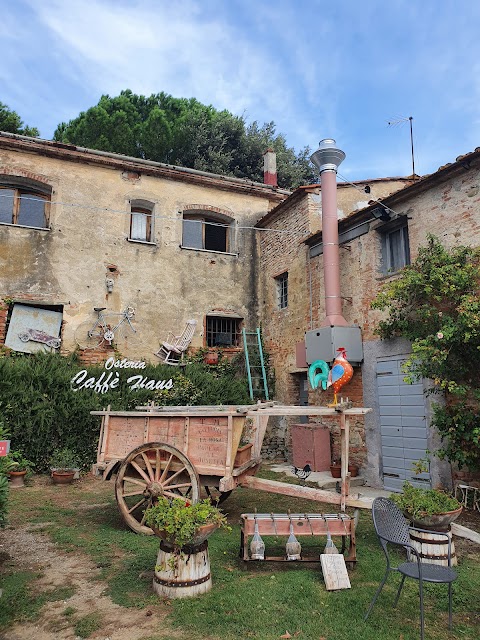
[0, 133, 287, 363]
[2, 130, 479, 489]
[258, 146, 480, 488]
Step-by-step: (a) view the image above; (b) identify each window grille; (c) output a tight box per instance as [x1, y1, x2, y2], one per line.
[206, 316, 242, 347]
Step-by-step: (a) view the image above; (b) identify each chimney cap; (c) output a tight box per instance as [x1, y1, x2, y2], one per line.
[310, 138, 345, 174]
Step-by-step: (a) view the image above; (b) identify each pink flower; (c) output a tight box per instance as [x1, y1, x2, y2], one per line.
[436, 332, 444, 339]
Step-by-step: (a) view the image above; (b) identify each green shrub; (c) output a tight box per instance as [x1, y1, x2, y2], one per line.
[0, 422, 10, 527]
[0, 352, 251, 472]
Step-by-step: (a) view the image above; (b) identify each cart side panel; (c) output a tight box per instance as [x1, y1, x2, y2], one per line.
[147, 417, 186, 452]
[186, 417, 230, 470]
[103, 416, 145, 460]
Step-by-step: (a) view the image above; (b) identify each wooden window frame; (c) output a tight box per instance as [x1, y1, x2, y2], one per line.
[379, 218, 411, 274]
[275, 272, 288, 309]
[0, 186, 50, 228]
[182, 212, 231, 253]
[205, 315, 242, 347]
[130, 206, 153, 243]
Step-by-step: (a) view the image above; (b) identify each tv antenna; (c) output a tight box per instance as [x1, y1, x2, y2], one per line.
[387, 115, 416, 180]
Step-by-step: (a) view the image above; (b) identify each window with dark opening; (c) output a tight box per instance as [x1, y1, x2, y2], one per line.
[206, 316, 242, 347]
[275, 272, 288, 309]
[182, 212, 230, 253]
[0, 184, 50, 228]
[381, 221, 410, 273]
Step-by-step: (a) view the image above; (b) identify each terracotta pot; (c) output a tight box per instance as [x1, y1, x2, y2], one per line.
[404, 505, 463, 531]
[234, 443, 253, 467]
[51, 470, 75, 485]
[348, 464, 359, 478]
[330, 464, 341, 478]
[204, 350, 219, 365]
[330, 464, 358, 478]
[8, 470, 27, 488]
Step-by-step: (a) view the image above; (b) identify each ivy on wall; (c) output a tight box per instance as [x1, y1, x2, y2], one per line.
[372, 235, 480, 471]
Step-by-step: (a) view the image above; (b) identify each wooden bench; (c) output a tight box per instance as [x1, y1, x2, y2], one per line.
[240, 512, 356, 564]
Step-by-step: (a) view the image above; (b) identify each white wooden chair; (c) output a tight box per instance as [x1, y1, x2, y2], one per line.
[155, 320, 197, 365]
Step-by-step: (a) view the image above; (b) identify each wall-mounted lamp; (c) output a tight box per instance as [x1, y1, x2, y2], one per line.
[371, 206, 392, 223]
[106, 278, 115, 293]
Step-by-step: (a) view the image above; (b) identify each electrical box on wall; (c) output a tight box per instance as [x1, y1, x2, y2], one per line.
[305, 325, 363, 365]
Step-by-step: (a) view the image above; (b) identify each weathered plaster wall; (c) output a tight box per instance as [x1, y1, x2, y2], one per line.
[0, 147, 279, 360]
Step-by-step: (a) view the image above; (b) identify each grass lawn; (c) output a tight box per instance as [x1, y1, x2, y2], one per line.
[1, 472, 479, 640]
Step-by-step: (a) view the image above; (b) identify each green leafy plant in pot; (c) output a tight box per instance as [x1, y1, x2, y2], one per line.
[49, 448, 80, 484]
[6, 451, 34, 487]
[144, 497, 230, 566]
[391, 481, 462, 530]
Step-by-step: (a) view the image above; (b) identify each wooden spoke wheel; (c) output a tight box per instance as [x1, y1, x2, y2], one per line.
[203, 486, 232, 505]
[115, 442, 200, 535]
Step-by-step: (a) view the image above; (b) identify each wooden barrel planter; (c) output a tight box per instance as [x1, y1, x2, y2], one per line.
[410, 528, 457, 567]
[153, 539, 212, 598]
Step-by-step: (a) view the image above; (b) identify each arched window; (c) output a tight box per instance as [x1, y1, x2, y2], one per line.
[182, 208, 234, 254]
[129, 200, 154, 243]
[0, 177, 51, 229]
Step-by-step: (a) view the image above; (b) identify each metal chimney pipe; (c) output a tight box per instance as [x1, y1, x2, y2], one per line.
[310, 139, 348, 326]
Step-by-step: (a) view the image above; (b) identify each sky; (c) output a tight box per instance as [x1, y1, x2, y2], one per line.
[1, 0, 480, 181]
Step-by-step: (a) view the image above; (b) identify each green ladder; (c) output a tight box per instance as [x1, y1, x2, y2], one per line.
[242, 328, 269, 401]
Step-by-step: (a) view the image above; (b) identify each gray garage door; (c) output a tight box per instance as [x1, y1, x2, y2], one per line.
[376, 356, 431, 492]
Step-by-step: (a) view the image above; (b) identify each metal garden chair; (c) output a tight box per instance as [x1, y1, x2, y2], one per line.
[365, 497, 457, 640]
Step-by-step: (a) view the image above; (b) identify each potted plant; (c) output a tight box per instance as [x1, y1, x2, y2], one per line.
[330, 459, 359, 478]
[49, 448, 79, 484]
[6, 451, 34, 488]
[391, 481, 462, 529]
[144, 497, 229, 552]
[145, 498, 230, 598]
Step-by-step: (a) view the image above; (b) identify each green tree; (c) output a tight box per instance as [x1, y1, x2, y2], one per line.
[54, 90, 315, 189]
[0, 102, 39, 136]
[372, 235, 480, 470]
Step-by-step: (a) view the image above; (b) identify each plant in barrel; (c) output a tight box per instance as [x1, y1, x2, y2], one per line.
[144, 498, 230, 598]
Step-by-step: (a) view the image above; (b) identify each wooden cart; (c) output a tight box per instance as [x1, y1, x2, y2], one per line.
[92, 404, 372, 537]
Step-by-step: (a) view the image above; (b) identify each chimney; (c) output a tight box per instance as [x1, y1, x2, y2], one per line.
[310, 139, 348, 326]
[263, 148, 277, 186]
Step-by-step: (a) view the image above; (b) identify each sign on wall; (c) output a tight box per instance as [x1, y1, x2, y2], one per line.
[5, 304, 62, 354]
[70, 357, 174, 394]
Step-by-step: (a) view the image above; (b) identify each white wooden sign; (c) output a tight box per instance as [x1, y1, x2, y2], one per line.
[320, 554, 351, 590]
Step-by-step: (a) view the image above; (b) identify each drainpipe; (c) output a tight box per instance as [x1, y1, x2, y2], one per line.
[310, 139, 348, 326]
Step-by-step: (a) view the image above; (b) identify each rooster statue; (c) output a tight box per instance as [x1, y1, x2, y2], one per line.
[329, 347, 354, 405]
[308, 347, 354, 405]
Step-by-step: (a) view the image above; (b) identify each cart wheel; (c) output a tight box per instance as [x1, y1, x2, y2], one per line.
[115, 442, 200, 535]
[204, 486, 232, 505]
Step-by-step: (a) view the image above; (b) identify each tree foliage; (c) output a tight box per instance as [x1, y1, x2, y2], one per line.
[372, 235, 480, 470]
[53, 90, 315, 189]
[0, 102, 39, 137]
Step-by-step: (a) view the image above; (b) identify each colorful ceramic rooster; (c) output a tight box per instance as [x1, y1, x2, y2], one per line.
[329, 347, 353, 405]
